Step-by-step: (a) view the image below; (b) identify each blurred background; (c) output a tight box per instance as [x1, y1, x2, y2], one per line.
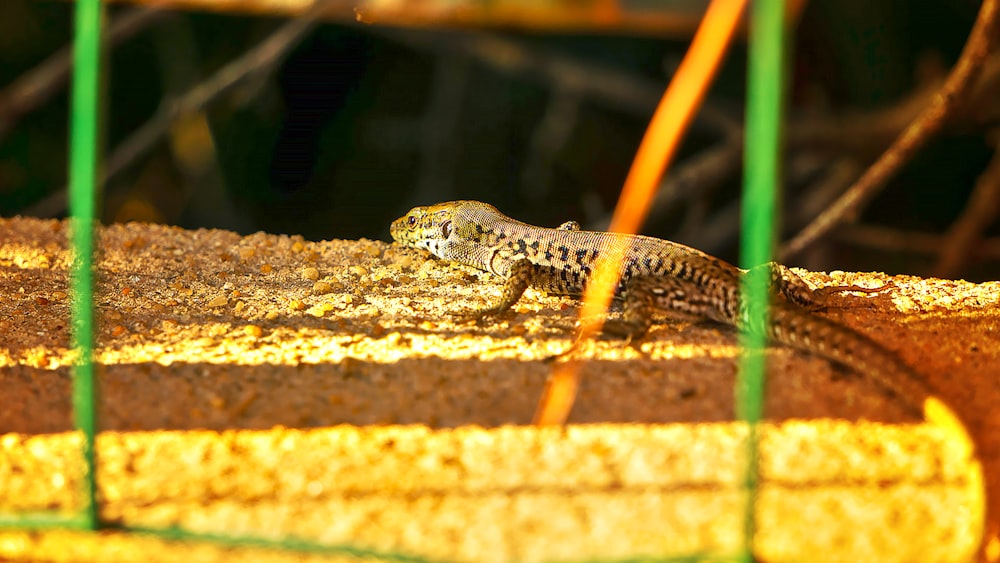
[1, 0, 997, 279]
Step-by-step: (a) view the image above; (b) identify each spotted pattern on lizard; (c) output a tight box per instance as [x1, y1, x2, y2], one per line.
[390, 200, 935, 417]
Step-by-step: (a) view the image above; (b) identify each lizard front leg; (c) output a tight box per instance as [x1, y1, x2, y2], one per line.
[464, 258, 534, 320]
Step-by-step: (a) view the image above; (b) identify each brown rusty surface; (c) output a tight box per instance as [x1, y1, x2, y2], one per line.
[0, 216, 996, 561]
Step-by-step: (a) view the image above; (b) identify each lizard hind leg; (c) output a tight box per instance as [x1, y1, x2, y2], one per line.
[601, 275, 709, 339]
[758, 261, 894, 311]
[747, 262, 822, 310]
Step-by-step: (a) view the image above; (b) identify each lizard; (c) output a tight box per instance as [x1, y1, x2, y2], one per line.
[389, 200, 937, 418]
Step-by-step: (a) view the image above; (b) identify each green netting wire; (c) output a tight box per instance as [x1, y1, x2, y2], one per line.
[1, 0, 786, 560]
[740, 0, 787, 558]
[68, 0, 102, 533]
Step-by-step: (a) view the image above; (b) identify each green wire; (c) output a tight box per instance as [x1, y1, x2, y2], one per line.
[740, 0, 786, 558]
[68, 0, 103, 531]
[119, 526, 441, 562]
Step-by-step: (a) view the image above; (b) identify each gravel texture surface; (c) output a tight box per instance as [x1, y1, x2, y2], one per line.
[0, 216, 997, 562]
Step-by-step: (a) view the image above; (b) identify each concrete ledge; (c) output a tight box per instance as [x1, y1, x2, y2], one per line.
[0, 216, 995, 561]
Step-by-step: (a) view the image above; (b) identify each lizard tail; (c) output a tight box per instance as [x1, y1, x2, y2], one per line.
[766, 305, 933, 419]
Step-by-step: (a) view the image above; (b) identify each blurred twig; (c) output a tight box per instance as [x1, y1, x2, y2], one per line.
[379, 28, 742, 137]
[380, 28, 748, 231]
[586, 136, 742, 231]
[521, 87, 582, 203]
[25, 0, 347, 218]
[788, 157, 863, 229]
[409, 56, 472, 206]
[687, 152, 857, 255]
[933, 144, 1000, 277]
[784, 77, 943, 156]
[838, 223, 1000, 261]
[0, 7, 168, 141]
[781, 0, 1000, 260]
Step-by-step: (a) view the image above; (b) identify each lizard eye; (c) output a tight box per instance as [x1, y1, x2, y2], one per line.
[441, 220, 453, 239]
[407, 215, 417, 227]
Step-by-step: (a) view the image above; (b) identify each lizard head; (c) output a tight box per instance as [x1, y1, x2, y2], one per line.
[390, 201, 502, 270]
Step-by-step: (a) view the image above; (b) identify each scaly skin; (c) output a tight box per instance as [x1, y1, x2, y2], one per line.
[391, 200, 936, 417]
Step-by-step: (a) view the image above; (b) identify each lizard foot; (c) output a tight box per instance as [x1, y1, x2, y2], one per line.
[810, 280, 897, 310]
[599, 318, 647, 342]
[449, 305, 512, 326]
